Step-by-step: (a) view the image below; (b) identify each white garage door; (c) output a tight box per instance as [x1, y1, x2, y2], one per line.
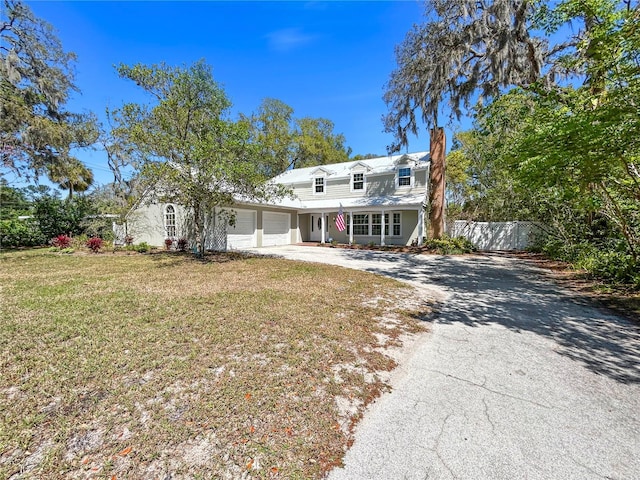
[227, 209, 257, 249]
[262, 212, 291, 246]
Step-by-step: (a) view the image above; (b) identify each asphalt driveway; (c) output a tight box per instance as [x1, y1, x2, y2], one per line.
[247, 245, 640, 480]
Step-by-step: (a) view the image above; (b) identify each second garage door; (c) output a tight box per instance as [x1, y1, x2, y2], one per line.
[262, 211, 291, 246]
[227, 209, 257, 249]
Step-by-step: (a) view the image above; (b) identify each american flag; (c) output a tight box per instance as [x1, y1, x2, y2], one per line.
[335, 205, 346, 232]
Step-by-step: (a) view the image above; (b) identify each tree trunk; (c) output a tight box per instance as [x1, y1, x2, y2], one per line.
[193, 203, 205, 258]
[429, 127, 446, 239]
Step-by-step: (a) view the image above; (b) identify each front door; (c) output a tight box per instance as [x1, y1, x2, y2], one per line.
[309, 214, 328, 242]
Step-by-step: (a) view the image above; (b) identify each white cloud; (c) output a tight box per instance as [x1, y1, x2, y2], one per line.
[265, 28, 316, 52]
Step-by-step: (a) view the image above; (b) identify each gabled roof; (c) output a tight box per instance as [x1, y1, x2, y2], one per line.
[271, 151, 429, 184]
[349, 161, 373, 171]
[309, 166, 335, 176]
[394, 153, 420, 166]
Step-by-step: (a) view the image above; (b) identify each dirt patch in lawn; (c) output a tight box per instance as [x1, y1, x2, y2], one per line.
[0, 249, 432, 479]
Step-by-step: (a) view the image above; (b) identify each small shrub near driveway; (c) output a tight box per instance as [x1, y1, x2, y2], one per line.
[423, 236, 477, 254]
[0, 250, 430, 479]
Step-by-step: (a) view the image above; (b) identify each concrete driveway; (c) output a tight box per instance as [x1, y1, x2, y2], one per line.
[247, 245, 640, 480]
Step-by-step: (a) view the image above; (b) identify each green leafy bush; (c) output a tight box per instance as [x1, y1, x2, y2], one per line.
[423, 236, 477, 254]
[134, 242, 151, 253]
[0, 219, 46, 247]
[33, 196, 93, 239]
[536, 238, 639, 289]
[576, 250, 639, 287]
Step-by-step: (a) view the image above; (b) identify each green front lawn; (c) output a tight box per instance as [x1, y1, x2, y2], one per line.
[0, 249, 430, 479]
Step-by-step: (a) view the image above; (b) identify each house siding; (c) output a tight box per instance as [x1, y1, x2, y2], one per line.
[128, 203, 300, 248]
[289, 169, 428, 201]
[299, 213, 310, 242]
[366, 174, 397, 197]
[127, 203, 190, 247]
[402, 210, 420, 244]
[290, 176, 351, 201]
[289, 170, 427, 201]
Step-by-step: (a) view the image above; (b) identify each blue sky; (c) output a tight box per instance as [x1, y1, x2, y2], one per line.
[15, 1, 465, 188]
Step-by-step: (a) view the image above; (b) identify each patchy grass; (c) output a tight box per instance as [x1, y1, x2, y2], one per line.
[0, 249, 430, 479]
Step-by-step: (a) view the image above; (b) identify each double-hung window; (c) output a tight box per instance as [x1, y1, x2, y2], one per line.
[314, 177, 325, 194]
[352, 214, 369, 235]
[392, 213, 401, 236]
[398, 167, 411, 187]
[371, 213, 389, 236]
[352, 172, 364, 191]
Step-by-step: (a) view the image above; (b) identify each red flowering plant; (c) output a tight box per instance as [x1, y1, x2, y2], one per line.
[86, 237, 103, 253]
[51, 234, 72, 248]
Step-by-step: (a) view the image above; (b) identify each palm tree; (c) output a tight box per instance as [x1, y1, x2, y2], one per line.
[47, 157, 94, 199]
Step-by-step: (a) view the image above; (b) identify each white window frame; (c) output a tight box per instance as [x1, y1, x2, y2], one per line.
[313, 176, 326, 195]
[392, 212, 402, 237]
[372, 213, 389, 236]
[351, 171, 366, 192]
[352, 213, 369, 236]
[164, 204, 177, 238]
[346, 211, 402, 237]
[397, 166, 413, 188]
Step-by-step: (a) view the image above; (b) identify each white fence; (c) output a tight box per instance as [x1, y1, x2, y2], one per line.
[447, 221, 543, 251]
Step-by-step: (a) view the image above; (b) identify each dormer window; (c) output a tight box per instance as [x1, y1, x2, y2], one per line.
[398, 167, 412, 187]
[314, 177, 325, 194]
[349, 162, 370, 192]
[352, 172, 364, 191]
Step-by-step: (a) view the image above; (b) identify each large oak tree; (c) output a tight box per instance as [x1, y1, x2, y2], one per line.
[0, 0, 97, 179]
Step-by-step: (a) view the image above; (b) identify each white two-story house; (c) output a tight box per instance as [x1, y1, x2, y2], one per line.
[124, 152, 430, 249]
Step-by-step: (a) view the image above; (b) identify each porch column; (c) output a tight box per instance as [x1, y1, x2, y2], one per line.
[349, 211, 354, 245]
[418, 207, 425, 243]
[380, 209, 386, 246]
[321, 214, 326, 244]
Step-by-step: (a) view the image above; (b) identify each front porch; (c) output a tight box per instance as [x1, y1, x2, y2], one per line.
[298, 207, 425, 247]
